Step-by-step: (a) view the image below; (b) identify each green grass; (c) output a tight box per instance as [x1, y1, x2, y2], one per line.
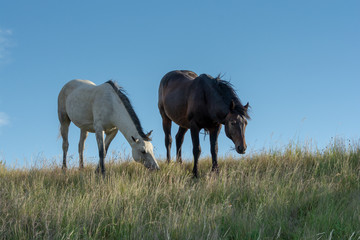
[1, 139, 360, 239]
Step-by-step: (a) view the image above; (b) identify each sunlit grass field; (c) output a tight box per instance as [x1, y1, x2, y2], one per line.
[1, 139, 359, 239]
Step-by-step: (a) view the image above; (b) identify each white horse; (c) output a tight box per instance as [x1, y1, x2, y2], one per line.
[58, 79, 160, 176]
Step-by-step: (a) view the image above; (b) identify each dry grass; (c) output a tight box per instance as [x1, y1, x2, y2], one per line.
[1, 139, 360, 239]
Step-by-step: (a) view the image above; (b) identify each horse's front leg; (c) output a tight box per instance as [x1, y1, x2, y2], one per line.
[95, 129, 106, 177]
[209, 125, 221, 173]
[105, 129, 118, 154]
[190, 124, 201, 178]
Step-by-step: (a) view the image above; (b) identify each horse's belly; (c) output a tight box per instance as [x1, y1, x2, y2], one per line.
[162, 93, 191, 128]
[164, 106, 190, 128]
[67, 109, 95, 132]
[71, 120, 96, 132]
[66, 92, 96, 132]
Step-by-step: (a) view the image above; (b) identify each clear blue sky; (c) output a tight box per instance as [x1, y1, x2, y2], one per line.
[1, 1, 359, 168]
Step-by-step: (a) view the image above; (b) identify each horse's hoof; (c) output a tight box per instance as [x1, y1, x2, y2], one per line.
[95, 168, 105, 177]
[211, 167, 219, 174]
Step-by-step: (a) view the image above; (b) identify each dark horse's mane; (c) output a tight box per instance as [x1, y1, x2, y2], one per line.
[199, 74, 251, 120]
[106, 80, 151, 141]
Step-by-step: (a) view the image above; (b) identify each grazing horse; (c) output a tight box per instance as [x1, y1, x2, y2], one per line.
[158, 70, 250, 177]
[58, 79, 160, 176]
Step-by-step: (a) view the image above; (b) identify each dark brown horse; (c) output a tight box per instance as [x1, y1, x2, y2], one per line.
[158, 70, 250, 177]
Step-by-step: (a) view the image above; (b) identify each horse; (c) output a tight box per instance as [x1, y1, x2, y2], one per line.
[58, 79, 160, 176]
[158, 70, 250, 177]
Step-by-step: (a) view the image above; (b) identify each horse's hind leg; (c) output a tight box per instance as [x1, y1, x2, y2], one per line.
[78, 129, 88, 169]
[175, 126, 188, 163]
[162, 116, 172, 163]
[59, 114, 70, 170]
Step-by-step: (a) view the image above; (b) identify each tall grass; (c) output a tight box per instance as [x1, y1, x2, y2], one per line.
[1, 139, 359, 239]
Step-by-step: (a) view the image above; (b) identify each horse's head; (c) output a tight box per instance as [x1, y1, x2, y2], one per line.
[131, 132, 160, 170]
[224, 102, 249, 154]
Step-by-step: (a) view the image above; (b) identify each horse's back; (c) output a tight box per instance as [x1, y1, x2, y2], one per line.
[58, 79, 95, 111]
[159, 70, 197, 88]
[158, 70, 199, 128]
[58, 80, 114, 132]
[58, 79, 96, 103]
[159, 70, 227, 129]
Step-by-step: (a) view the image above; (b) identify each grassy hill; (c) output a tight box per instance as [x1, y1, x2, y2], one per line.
[1, 139, 359, 239]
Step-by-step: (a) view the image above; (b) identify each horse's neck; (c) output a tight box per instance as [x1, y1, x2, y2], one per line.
[203, 83, 229, 123]
[113, 101, 141, 144]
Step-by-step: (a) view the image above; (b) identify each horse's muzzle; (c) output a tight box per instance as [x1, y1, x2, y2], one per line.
[148, 164, 160, 171]
[236, 145, 247, 154]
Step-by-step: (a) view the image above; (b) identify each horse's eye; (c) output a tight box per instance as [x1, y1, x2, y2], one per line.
[141, 150, 146, 154]
[231, 122, 237, 126]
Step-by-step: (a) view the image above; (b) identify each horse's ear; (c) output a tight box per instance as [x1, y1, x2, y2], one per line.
[131, 136, 139, 143]
[230, 100, 235, 111]
[244, 102, 249, 110]
[146, 130, 153, 138]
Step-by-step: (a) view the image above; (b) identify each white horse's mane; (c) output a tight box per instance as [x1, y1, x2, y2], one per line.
[106, 80, 151, 141]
